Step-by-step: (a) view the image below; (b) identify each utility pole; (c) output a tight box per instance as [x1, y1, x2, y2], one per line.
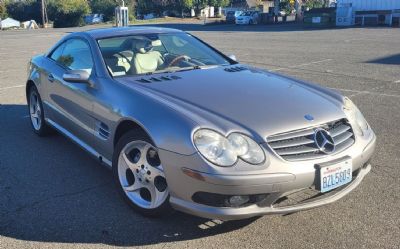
[274, 0, 280, 23]
[41, 0, 45, 27]
[41, 0, 48, 28]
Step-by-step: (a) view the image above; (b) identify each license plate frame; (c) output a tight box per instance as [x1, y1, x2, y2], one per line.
[316, 157, 353, 193]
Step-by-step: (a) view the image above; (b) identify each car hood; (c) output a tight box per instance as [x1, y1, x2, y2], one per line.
[116, 66, 345, 142]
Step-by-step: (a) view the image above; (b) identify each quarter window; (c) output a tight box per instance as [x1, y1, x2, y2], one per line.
[50, 43, 66, 62]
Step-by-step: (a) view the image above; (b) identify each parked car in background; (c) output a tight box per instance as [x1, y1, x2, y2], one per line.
[84, 14, 104, 25]
[236, 11, 260, 25]
[226, 10, 243, 23]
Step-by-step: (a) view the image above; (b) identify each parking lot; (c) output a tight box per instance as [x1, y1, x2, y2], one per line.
[0, 23, 399, 248]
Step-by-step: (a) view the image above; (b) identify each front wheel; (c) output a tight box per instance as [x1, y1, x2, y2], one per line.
[28, 86, 51, 136]
[113, 131, 172, 217]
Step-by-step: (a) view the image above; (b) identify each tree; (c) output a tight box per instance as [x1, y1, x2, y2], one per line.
[6, 0, 42, 23]
[304, 0, 327, 9]
[209, 0, 229, 7]
[181, 0, 193, 10]
[47, 0, 90, 28]
[193, 0, 207, 16]
[0, 0, 7, 19]
[175, 0, 193, 17]
[136, 0, 155, 15]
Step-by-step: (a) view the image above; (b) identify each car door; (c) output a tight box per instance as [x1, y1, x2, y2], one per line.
[44, 38, 96, 145]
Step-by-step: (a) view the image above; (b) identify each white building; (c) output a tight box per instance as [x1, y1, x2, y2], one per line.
[337, 0, 400, 26]
[338, 0, 400, 11]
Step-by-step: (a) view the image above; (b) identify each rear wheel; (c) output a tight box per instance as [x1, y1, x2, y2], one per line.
[28, 86, 51, 136]
[113, 130, 171, 217]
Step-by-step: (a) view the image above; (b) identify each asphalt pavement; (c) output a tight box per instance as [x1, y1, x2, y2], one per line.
[0, 23, 399, 248]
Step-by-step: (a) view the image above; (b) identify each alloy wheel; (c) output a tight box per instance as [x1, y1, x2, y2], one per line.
[117, 140, 169, 209]
[29, 91, 42, 130]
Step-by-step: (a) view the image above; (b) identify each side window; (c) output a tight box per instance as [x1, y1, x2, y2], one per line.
[58, 39, 94, 73]
[50, 43, 66, 62]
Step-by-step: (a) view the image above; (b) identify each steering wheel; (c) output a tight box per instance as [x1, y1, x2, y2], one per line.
[117, 52, 131, 63]
[167, 55, 190, 67]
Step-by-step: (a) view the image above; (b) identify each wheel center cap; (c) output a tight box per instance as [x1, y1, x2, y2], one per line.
[139, 169, 146, 177]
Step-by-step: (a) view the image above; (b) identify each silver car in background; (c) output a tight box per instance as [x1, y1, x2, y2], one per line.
[236, 11, 260, 25]
[26, 27, 376, 220]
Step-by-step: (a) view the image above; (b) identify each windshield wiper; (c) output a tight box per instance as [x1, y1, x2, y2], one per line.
[142, 65, 216, 76]
[169, 65, 217, 73]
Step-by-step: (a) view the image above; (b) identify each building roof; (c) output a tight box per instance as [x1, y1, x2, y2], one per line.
[85, 26, 183, 39]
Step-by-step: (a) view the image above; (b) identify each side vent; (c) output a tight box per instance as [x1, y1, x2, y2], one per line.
[224, 66, 247, 72]
[136, 75, 181, 83]
[95, 122, 110, 140]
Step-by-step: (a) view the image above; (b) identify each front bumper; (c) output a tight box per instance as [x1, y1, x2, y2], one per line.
[235, 19, 249, 25]
[170, 163, 371, 220]
[159, 133, 376, 220]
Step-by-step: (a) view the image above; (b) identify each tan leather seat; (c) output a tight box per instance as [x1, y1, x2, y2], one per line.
[114, 50, 134, 72]
[131, 40, 164, 75]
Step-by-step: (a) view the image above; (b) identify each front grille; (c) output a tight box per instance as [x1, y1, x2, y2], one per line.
[267, 119, 355, 161]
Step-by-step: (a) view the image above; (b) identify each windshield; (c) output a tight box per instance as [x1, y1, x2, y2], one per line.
[97, 32, 231, 77]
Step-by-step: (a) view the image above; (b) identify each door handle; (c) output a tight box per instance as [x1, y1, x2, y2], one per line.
[48, 74, 55, 82]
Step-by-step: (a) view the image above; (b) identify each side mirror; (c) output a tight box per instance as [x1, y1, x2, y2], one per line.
[63, 70, 91, 84]
[228, 54, 237, 62]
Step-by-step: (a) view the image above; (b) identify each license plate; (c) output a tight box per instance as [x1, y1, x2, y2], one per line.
[318, 159, 352, 193]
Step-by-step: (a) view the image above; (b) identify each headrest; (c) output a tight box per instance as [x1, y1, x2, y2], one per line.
[135, 39, 153, 54]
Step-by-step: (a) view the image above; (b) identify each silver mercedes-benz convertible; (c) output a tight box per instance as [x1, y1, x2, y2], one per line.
[26, 27, 376, 220]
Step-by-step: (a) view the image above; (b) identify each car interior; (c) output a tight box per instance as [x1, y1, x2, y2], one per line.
[99, 35, 228, 77]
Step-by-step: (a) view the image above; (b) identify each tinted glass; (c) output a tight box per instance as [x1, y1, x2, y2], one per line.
[98, 33, 231, 77]
[58, 39, 93, 72]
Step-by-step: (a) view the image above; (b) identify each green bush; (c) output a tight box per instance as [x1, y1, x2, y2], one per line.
[6, 0, 42, 24]
[48, 0, 90, 28]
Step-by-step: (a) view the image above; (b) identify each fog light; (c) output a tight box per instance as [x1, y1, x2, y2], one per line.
[228, 195, 250, 207]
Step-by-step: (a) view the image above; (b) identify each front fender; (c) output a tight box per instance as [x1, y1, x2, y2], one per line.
[26, 56, 44, 100]
[92, 78, 199, 159]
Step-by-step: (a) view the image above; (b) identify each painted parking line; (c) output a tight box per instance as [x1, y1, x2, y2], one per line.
[0, 84, 25, 91]
[270, 59, 333, 72]
[0, 69, 21, 73]
[331, 87, 400, 99]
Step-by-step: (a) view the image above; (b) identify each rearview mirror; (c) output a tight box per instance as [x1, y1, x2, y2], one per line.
[63, 70, 91, 84]
[228, 54, 237, 61]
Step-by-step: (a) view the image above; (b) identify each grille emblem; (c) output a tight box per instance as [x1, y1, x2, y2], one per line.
[314, 128, 335, 154]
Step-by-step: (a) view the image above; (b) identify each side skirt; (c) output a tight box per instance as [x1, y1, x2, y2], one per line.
[45, 118, 112, 169]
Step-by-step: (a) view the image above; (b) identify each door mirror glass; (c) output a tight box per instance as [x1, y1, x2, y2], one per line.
[63, 70, 90, 84]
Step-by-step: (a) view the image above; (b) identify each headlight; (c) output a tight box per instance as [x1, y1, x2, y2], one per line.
[228, 133, 265, 164]
[193, 129, 266, 167]
[343, 97, 370, 136]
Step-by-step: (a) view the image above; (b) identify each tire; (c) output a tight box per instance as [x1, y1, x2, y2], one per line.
[27, 85, 51, 136]
[112, 130, 172, 217]
[249, 20, 254, 25]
